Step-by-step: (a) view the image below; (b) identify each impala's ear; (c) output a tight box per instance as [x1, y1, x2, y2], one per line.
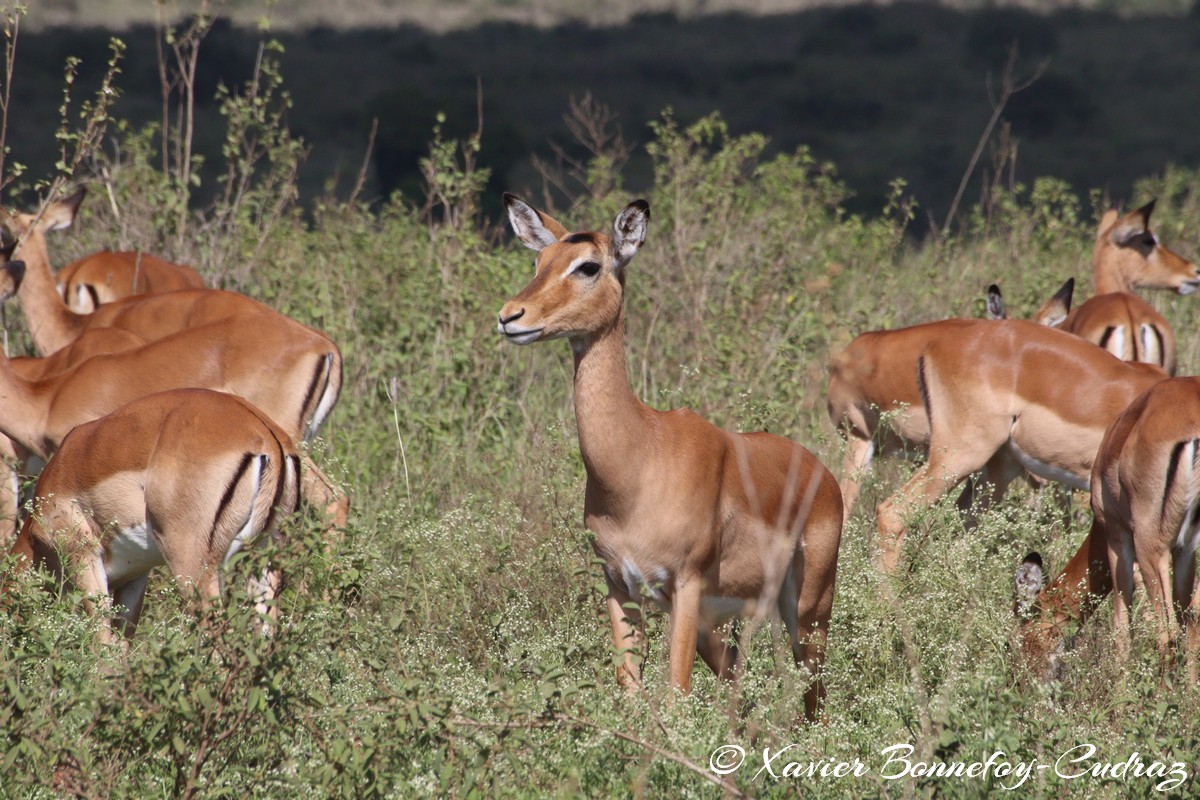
[611, 199, 649, 268]
[1109, 200, 1154, 247]
[504, 192, 567, 251]
[985, 284, 1006, 320]
[40, 186, 86, 232]
[1097, 208, 1120, 240]
[1013, 552, 1046, 619]
[1133, 198, 1156, 226]
[1034, 278, 1074, 328]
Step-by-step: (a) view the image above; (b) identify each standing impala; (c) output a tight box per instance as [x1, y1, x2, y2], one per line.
[1016, 378, 1200, 681]
[1056, 201, 1200, 375]
[497, 195, 843, 719]
[874, 319, 1166, 573]
[6, 389, 299, 642]
[828, 282, 1072, 523]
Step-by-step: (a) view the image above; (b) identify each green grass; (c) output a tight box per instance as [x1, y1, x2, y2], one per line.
[3, 91, 1200, 797]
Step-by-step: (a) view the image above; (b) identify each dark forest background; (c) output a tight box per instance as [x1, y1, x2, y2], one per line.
[14, 3, 1200, 227]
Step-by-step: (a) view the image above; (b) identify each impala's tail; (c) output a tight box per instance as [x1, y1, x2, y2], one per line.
[299, 349, 343, 442]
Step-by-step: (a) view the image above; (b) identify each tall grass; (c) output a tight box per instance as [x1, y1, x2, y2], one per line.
[3, 64, 1200, 798]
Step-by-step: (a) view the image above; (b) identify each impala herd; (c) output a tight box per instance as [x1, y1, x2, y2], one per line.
[1, 185, 1198, 724]
[497, 194, 1200, 722]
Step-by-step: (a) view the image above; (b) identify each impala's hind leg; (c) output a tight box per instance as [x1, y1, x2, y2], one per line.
[782, 548, 837, 722]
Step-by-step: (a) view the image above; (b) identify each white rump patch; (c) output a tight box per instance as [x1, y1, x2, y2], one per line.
[224, 455, 266, 564]
[1106, 326, 1127, 361]
[1139, 324, 1162, 366]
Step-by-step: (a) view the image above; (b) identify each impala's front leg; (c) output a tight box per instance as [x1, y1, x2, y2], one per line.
[604, 571, 645, 691]
[667, 573, 702, 695]
[838, 435, 874, 524]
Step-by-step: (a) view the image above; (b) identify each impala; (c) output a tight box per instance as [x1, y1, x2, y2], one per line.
[828, 281, 1072, 523]
[0, 321, 150, 544]
[0, 194, 347, 527]
[497, 194, 843, 719]
[1017, 378, 1200, 681]
[6, 389, 299, 642]
[875, 319, 1166, 573]
[1056, 201, 1200, 375]
[57, 248, 205, 313]
[0, 261, 345, 532]
[0, 189, 319, 360]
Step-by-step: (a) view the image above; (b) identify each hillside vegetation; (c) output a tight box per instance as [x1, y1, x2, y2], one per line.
[9, 3, 1200, 229]
[25, 0, 1199, 33]
[3, 16, 1200, 800]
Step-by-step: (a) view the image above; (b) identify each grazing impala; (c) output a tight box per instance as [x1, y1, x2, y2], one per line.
[1016, 378, 1200, 681]
[828, 281, 1072, 523]
[1056, 201, 1200, 375]
[497, 194, 843, 719]
[6, 389, 299, 642]
[57, 248, 205, 313]
[0, 262, 345, 532]
[875, 319, 1166, 573]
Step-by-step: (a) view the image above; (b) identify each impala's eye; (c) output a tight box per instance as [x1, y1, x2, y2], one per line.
[574, 261, 601, 278]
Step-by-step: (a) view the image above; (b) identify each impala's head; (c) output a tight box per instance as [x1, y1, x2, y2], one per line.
[1011, 551, 1066, 681]
[497, 194, 649, 345]
[0, 187, 85, 260]
[1096, 200, 1200, 295]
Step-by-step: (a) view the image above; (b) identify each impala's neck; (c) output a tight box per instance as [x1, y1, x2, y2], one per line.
[571, 309, 652, 495]
[13, 232, 84, 356]
[0, 358, 52, 458]
[1036, 520, 1113, 641]
[1092, 245, 1133, 295]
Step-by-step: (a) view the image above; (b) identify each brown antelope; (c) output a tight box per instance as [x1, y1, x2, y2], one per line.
[497, 194, 843, 719]
[57, 249, 205, 313]
[0, 261, 345, 531]
[1056, 201, 1200, 375]
[0, 193, 347, 527]
[875, 319, 1167, 573]
[828, 281, 1072, 524]
[0, 323, 150, 544]
[0, 189, 312, 357]
[1017, 378, 1200, 681]
[6, 389, 299, 642]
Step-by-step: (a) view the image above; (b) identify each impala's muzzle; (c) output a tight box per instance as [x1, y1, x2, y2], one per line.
[497, 306, 542, 345]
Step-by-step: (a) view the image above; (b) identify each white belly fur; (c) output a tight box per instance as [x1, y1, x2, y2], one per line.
[105, 522, 164, 585]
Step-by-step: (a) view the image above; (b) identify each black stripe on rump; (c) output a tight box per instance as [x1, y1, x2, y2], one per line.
[210, 452, 257, 550]
[917, 355, 932, 434]
[1162, 440, 1187, 524]
[1098, 326, 1116, 351]
[299, 353, 333, 436]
